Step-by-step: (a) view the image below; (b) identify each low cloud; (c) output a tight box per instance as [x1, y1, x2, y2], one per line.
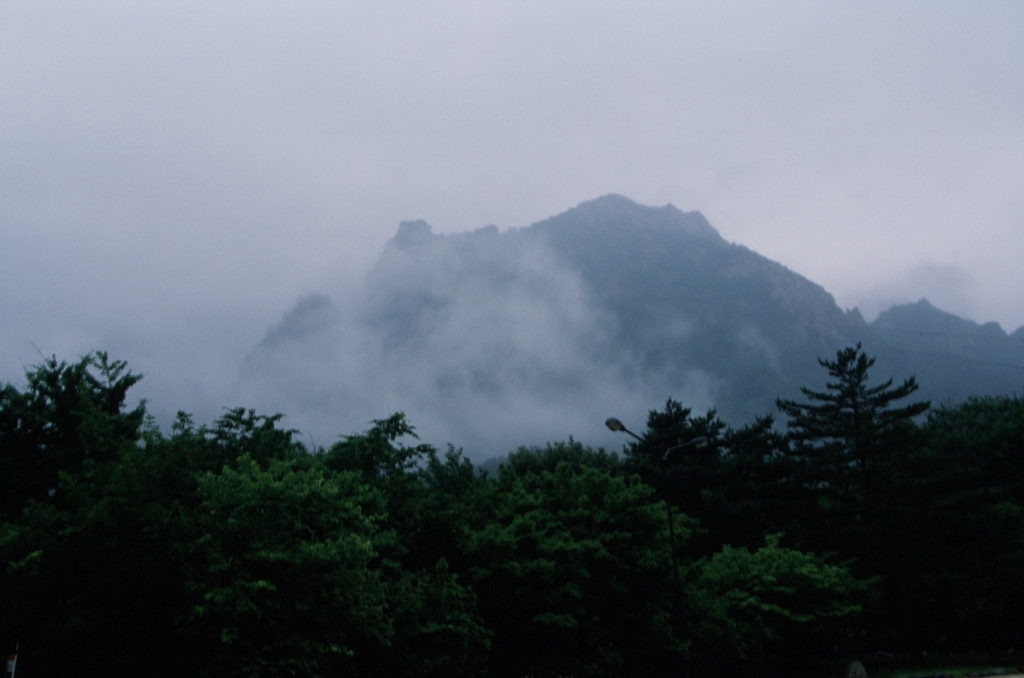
[848, 262, 978, 324]
[237, 224, 714, 458]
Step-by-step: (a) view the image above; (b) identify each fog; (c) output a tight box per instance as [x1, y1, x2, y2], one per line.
[238, 221, 717, 456]
[2, 1, 1023, 450]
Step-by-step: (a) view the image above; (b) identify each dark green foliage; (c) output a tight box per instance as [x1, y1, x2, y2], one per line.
[611, 396, 877, 674]
[685, 534, 875, 675]
[182, 456, 389, 677]
[882, 395, 1024, 653]
[0, 357, 488, 677]
[0, 352, 169, 676]
[370, 560, 491, 678]
[322, 414, 493, 676]
[503, 437, 623, 477]
[464, 461, 686, 677]
[700, 414, 797, 552]
[776, 343, 929, 560]
[0, 352, 145, 519]
[621, 400, 793, 558]
[6, 347, 1020, 675]
[777, 343, 929, 510]
[767, 346, 1023, 658]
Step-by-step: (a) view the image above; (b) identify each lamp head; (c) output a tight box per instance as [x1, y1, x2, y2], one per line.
[605, 417, 625, 432]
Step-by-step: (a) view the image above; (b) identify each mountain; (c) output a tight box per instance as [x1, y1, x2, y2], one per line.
[241, 196, 1023, 455]
[858, 298, 1023, 405]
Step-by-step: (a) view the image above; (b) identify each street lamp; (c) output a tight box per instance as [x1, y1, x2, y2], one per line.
[605, 417, 708, 588]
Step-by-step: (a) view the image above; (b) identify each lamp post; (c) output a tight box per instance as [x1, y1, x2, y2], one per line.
[605, 417, 707, 589]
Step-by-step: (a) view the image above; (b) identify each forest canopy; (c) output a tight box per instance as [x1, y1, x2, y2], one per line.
[1, 348, 1022, 677]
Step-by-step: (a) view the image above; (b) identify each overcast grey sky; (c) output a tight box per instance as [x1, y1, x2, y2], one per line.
[2, 1, 1023, 433]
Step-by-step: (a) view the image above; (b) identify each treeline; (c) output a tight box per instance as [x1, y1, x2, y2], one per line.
[0, 348, 1022, 677]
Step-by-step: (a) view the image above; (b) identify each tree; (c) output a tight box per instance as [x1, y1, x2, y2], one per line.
[0, 353, 159, 676]
[0, 352, 145, 520]
[684, 534, 874, 676]
[464, 461, 689, 677]
[776, 344, 928, 529]
[703, 414, 797, 554]
[181, 456, 391, 678]
[323, 414, 493, 676]
[619, 399, 727, 560]
[884, 395, 1024, 653]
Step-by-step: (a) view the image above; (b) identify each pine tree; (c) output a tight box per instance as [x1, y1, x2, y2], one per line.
[776, 343, 929, 517]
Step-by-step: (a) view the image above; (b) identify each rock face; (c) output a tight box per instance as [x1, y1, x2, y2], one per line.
[525, 195, 869, 417]
[244, 195, 1023, 454]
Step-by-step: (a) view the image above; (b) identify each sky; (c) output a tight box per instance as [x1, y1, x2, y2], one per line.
[2, 1, 1023, 444]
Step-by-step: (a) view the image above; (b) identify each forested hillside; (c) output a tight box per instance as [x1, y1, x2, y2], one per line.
[2, 350, 1022, 676]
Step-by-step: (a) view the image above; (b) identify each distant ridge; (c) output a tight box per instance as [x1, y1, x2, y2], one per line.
[857, 297, 1023, 404]
[874, 297, 1008, 337]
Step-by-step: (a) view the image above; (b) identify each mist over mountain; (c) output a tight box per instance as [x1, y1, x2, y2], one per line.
[242, 196, 1023, 457]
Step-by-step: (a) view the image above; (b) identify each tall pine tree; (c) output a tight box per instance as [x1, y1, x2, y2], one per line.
[777, 344, 929, 510]
[776, 344, 929, 570]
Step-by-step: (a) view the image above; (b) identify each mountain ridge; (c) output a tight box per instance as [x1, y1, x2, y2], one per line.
[244, 195, 1022, 454]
